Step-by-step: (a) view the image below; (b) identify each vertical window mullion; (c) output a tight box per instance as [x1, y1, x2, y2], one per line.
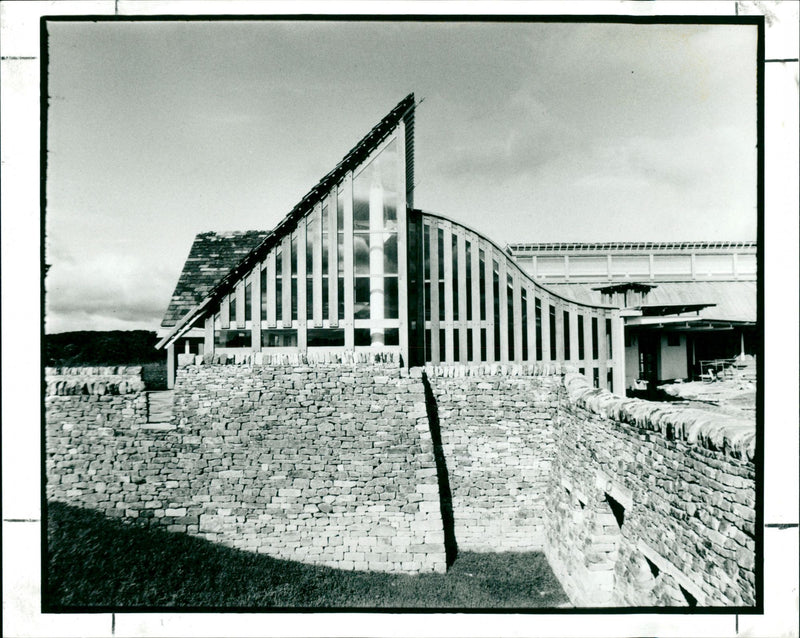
[342, 173, 355, 348]
[429, 222, 440, 363]
[513, 276, 522, 362]
[443, 225, 454, 362]
[498, 258, 508, 363]
[471, 240, 481, 358]
[457, 233, 468, 361]
[313, 203, 323, 326]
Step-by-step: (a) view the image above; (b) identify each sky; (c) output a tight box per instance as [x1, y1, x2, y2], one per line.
[44, 19, 758, 333]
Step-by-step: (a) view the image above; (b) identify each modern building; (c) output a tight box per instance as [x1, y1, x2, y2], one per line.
[157, 95, 624, 390]
[507, 242, 757, 389]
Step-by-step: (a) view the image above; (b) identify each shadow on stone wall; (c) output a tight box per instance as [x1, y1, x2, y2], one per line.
[421, 372, 458, 568]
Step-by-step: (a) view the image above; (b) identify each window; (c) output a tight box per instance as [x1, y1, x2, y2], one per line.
[453, 328, 460, 361]
[479, 249, 487, 321]
[438, 229, 445, 321]
[425, 328, 432, 361]
[549, 305, 557, 359]
[336, 185, 345, 320]
[493, 261, 501, 361]
[261, 329, 297, 348]
[535, 298, 542, 360]
[245, 283, 252, 322]
[467, 327, 474, 361]
[563, 310, 571, 360]
[307, 329, 344, 347]
[465, 240, 473, 321]
[423, 224, 431, 321]
[521, 289, 528, 360]
[352, 140, 399, 324]
[592, 317, 599, 360]
[215, 329, 251, 348]
[229, 295, 236, 325]
[261, 268, 268, 322]
[439, 328, 446, 362]
[290, 233, 298, 321]
[606, 318, 613, 358]
[578, 315, 585, 360]
[452, 234, 459, 321]
[275, 246, 283, 319]
[507, 274, 515, 361]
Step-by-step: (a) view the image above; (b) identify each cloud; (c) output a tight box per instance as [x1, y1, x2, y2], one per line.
[45, 252, 176, 333]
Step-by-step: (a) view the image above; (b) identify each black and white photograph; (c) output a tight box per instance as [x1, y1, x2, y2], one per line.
[2, 0, 798, 636]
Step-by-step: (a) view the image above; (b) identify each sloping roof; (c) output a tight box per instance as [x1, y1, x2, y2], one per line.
[161, 231, 269, 328]
[542, 281, 757, 323]
[158, 94, 415, 347]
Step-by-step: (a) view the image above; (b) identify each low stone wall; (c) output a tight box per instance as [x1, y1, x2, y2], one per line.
[421, 364, 561, 552]
[45, 366, 146, 396]
[546, 371, 755, 607]
[45, 362, 757, 605]
[45, 360, 447, 574]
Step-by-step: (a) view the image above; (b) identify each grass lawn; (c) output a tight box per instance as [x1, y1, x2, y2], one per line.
[46, 502, 569, 610]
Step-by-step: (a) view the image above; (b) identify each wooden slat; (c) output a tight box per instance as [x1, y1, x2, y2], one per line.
[220, 292, 230, 330]
[484, 246, 494, 362]
[297, 223, 307, 349]
[568, 310, 578, 363]
[342, 173, 355, 349]
[281, 235, 291, 325]
[312, 203, 323, 327]
[498, 257, 508, 363]
[554, 303, 564, 362]
[611, 311, 625, 393]
[513, 275, 523, 362]
[470, 239, 481, 359]
[429, 221, 440, 363]
[266, 251, 276, 327]
[457, 232, 468, 362]
[396, 123, 409, 364]
[582, 313, 592, 371]
[541, 296, 551, 361]
[204, 314, 214, 359]
[235, 281, 246, 330]
[328, 191, 338, 326]
[597, 312, 609, 389]
[251, 267, 261, 351]
[442, 224, 453, 362]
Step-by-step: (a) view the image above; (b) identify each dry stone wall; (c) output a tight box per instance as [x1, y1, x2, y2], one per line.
[45, 360, 447, 574]
[45, 362, 757, 606]
[545, 372, 756, 607]
[421, 364, 561, 552]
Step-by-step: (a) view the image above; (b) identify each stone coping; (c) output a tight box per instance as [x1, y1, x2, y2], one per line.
[45, 366, 143, 376]
[563, 372, 755, 462]
[420, 363, 563, 378]
[179, 351, 402, 367]
[45, 367, 145, 396]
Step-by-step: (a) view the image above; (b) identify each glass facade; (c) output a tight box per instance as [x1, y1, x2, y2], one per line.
[196, 117, 620, 392]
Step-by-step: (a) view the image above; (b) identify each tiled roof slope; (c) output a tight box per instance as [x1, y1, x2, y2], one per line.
[542, 281, 756, 323]
[158, 94, 415, 347]
[161, 231, 268, 328]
